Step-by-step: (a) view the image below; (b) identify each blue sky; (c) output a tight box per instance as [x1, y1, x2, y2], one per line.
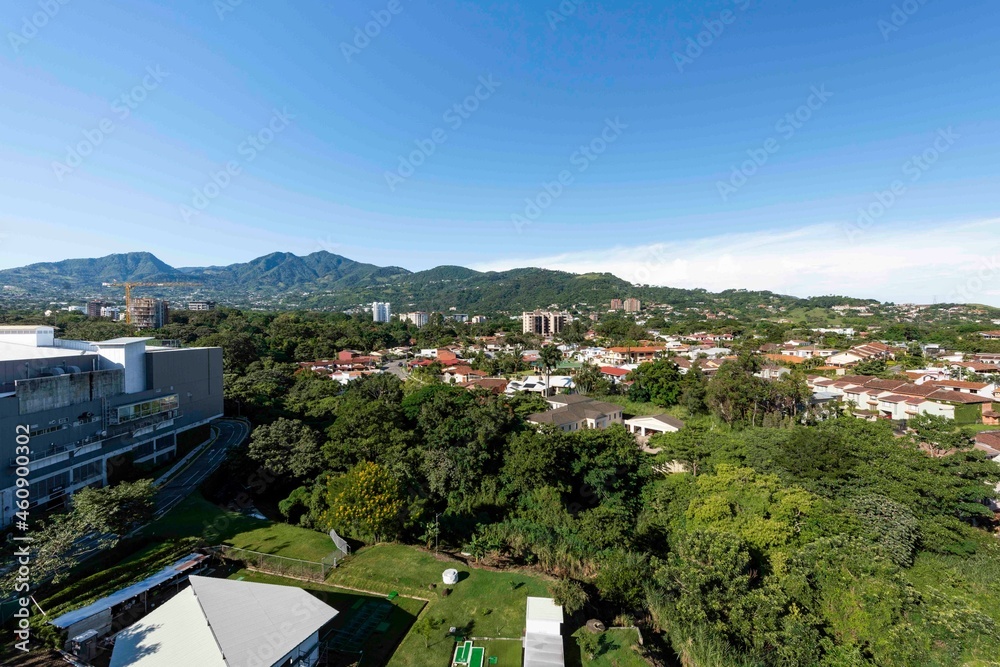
[1, 0, 998, 303]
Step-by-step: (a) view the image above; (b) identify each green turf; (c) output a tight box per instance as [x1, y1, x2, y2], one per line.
[470, 646, 485, 667]
[455, 640, 472, 664]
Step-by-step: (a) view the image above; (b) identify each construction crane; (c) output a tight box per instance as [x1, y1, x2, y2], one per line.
[105, 282, 200, 325]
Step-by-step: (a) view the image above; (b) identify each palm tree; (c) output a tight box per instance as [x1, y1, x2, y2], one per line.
[539, 345, 564, 396]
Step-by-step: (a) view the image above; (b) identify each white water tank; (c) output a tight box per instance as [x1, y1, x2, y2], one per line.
[442, 568, 459, 585]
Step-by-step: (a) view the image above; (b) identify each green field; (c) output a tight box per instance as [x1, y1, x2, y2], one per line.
[319, 544, 551, 667]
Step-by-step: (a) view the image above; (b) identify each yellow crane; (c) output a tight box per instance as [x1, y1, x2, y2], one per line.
[106, 281, 200, 325]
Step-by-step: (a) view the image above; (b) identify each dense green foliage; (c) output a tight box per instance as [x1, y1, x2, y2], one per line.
[217, 345, 1000, 666]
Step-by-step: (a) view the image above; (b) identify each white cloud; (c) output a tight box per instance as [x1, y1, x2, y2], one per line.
[473, 219, 1000, 306]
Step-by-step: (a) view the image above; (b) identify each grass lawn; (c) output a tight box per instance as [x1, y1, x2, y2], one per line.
[566, 628, 647, 667]
[320, 544, 552, 667]
[141, 491, 336, 562]
[477, 639, 524, 667]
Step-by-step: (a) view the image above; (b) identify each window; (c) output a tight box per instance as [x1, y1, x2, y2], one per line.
[29, 472, 69, 499]
[114, 394, 179, 424]
[73, 460, 103, 484]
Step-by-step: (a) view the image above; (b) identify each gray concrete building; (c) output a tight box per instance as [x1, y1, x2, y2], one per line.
[0, 325, 223, 527]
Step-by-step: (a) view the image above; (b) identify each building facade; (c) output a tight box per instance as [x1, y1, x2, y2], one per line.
[522, 310, 568, 336]
[187, 301, 216, 311]
[610, 298, 623, 310]
[87, 301, 109, 318]
[372, 301, 392, 323]
[0, 326, 223, 528]
[402, 311, 429, 327]
[624, 297, 641, 313]
[129, 298, 169, 329]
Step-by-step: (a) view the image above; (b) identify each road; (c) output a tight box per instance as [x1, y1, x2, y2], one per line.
[155, 418, 250, 517]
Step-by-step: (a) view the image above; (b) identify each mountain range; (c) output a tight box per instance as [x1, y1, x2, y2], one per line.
[0, 251, 841, 313]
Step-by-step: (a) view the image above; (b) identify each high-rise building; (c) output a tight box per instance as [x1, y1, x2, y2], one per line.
[402, 311, 429, 327]
[624, 298, 641, 313]
[471, 315, 488, 324]
[610, 299, 623, 310]
[372, 301, 392, 323]
[522, 310, 569, 336]
[87, 300, 108, 318]
[0, 326, 223, 528]
[129, 298, 169, 329]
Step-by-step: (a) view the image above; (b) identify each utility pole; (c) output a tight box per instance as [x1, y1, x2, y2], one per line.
[435, 513, 440, 553]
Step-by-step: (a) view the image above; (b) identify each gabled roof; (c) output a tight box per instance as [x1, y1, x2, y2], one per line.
[110, 576, 338, 667]
[625, 414, 686, 430]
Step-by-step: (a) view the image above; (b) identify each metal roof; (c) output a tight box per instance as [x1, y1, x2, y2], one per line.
[189, 576, 338, 665]
[109, 575, 338, 667]
[110, 587, 226, 667]
[51, 554, 208, 629]
[526, 597, 563, 624]
[524, 632, 565, 667]
[94, 337, 155, 346]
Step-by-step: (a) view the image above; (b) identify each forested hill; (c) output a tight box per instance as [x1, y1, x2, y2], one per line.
[0, 251, 816, 312]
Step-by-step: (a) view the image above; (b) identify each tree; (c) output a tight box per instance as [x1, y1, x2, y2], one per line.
[627, 359, 684, 407]
[72, 479, 155, 536]
[538, 345, 563, 395]
[909, 413, 974, 457]
[681, 364, 709, 414]
[321, 462, 406, 542]
[414, 614, 444, 648]
[550, 578, 588, 615]
[247, 418, 322, 478]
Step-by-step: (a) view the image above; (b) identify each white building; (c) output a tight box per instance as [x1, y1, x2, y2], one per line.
[402, 311, 429, 327]
[372, 301, 392, 323]
[524, 597, 564, 667]
[110, 576, 338, 667]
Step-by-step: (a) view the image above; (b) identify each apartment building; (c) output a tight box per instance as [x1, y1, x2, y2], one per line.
[522, 310, 568, 336]
[0, 325, 223, 527]
[402, 311, 429, 327]
[623, 298, 641, 313]
[372, 301, 392, 323]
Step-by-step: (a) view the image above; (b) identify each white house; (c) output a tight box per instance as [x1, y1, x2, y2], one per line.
[110, 576, 338, 667]
[624, 414, 685, 437]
